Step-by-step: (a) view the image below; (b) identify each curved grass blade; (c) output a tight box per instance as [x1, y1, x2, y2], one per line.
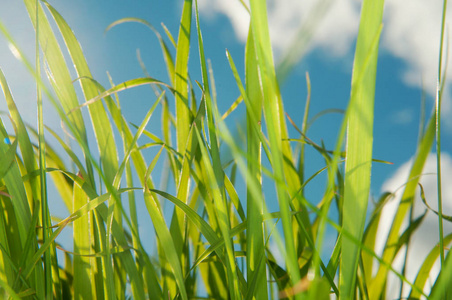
[409, 233, 452, 298]
[369, 112, 437, 299]
[106, 17, 176, 85]
[70, 77, 174, 114]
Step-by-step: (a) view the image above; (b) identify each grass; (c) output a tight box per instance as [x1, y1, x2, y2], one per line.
[0, 0, 450, 299]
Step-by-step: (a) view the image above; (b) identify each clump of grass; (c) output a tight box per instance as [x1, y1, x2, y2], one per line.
[0, 0, 450, 299]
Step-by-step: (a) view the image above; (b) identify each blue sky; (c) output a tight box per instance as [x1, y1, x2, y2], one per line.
[1, 0, 452, 296]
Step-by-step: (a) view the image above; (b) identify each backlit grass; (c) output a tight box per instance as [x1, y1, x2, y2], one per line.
[0, 0, 450, 299]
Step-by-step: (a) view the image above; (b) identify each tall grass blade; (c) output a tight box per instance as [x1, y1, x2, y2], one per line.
[244, 24, 268, 300]
[339, 0, 384, 297]
[369, 113, 436, 299]
[23, 0, 95, 183]
[434, 0, 448, 267]
[248, 0, 302, 292]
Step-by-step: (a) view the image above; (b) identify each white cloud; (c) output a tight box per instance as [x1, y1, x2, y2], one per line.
[198, 0, 452, 113]
[199, 0, 362, 57]
[378, 153, 452, 297]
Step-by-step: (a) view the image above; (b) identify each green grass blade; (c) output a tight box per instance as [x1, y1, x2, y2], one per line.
[243, 23, 268, 299]
[72, 174, 94, 299]
[168, 3, 194, 291]
[174, 0, 192, 155]
[339, 0, 384, 297]
[369, 112, 436, 299]
[143, 190, 188, 300]
[23, 0, 94, 183]
[409, 233, 452, 298]
[429, 245, 452, 299]
[434, 0, 448, 268]
[248, 0, 301, 292]
[194, 3, 241, 298]
[71, 77, 173, 114]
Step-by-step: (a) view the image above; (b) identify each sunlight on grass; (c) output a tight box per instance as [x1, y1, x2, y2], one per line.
[0, 0, 450, 299]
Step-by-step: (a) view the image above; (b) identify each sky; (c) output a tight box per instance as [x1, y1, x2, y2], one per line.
[0, 0, 451, 297]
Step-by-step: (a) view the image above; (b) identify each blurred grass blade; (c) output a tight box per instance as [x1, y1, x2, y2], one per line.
[410, 233, 452, 298]
[429, 247, 452, 299]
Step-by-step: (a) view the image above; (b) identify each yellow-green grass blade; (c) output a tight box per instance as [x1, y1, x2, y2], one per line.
[206, 69, 291, 294]
[339, 0, 384, 297]
[194, 3, 242, 297]
[71, 77, 173, 114]
[72, 173, 94, 299]
[224, 175, 245, 222]
[72, 75, 161, 190]
[168, 2, 194, 290]
[362, 192, 393, 285]
[0, 74, 46, 295]
[0, 277, 21, 300]
[45, 168, 147, 298]
[149, 189, 221, 247]
[369, 112, 436, 299]
[34, 5, 59, 297]
[0, 195, 19, 293]
[298, 190, 428, 298]
[106, 17, 176, 85]
[43, 1, 120, 193]
[429, 245, 452, 299]
[248, 0, 303, 291]
[174, 0, 193, 155]
[168, 98, 206, 296]
[0, 135, 18, 182]
[225, 51, 271, 172]
[221, 95, 243, 120]
[25, 126, 74, 211]
[409, 233, 452, 298]
[297, 72, 312, 185]
[0, 137, 31, 248]
[112, 92, 163, 189]
[194, 126, 241, 299]
[125, 162, 163, 299]
[0, 69, 41, 221]
[23, 0, 94, 182]
[143, 190, 188, 300]
[250, 0, 314, 264]
[434, 0, 449, 268]
[98, 79, 167, 299]
[243, 24, 268, 300]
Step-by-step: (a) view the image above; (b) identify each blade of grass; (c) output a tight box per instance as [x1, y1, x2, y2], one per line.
[339, 0, 384, 297]
[23, 0, 95, 184]
[168, 2, 193, 294]
[434, 0, 448, 268]
[194, 2, 241, 298]
[143, 185, 188, 300]
[409, 233, 452, 298]
[243, 23, 268, 299]
[369, 112, 436, 299]
[248, 0, 302, 292]
[34, 3, 59, 297]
